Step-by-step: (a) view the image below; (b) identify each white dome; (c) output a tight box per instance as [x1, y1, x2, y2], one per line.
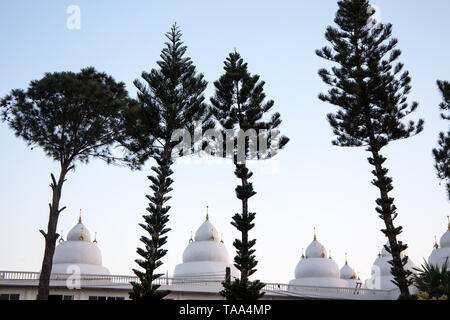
[305, 239, 327, 259]
[365, 243, 416, 290]
[52, 218, 110, 276]
[67, 221, 91, 242]
[295, 257, 340, 279]
[173, 213, 239, 280]
[439, 229, 450, 248]
[183, 241, 229, 263]
[428, 224, 450, 270]
[340, 263, 356, 280]
[195, 219, 220, 242]
[289, 234, 348, 288]
[54, 241, 102, 265]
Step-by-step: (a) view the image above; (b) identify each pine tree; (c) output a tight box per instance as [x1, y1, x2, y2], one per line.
[210, 51, 289, 300]
[0, 68, 134, 300]
[316, 0, 424, 298]
[121, 24, 212, 300]
[432, 80, 450, 200]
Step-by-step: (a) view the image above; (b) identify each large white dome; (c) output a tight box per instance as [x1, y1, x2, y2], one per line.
[51, 217, 110, 276]
[173, 211, 239, 280]
[294, 257, 339, 279]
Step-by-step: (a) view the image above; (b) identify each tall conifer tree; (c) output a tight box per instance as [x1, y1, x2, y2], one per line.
[211, 51, 289, 300]
[432, 80, 450, 200]
[121, 24, 212, 300]
[316, 0, 424, 298]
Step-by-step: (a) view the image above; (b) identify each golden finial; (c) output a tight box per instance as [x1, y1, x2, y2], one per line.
[357, 272, 360, 281]
[58, 230, 64, 243]
[206, 205, 209, 221]
[220, 233, 224, 243]
[93, 232, 98, 244]
[313, 227, 317, 241]
[321, 247, 326, 258]
[434, 235, 439, 249]
[377, 246, 382, 258]
[329, 250, 332, 259]
[209, 229, 215, 241]
[189, 231, 193, 243]
[447, 215, 450, 230]
[301, 248, 305, 259]
[345, 253, 348, 265]
[78, 209, 82, 224]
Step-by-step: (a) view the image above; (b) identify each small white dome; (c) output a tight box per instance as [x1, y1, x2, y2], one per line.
[195, 219, 220, 242]
[67, 222, 91, 242]
[340, 263, 356, 280]
[305, 240, 327, 259]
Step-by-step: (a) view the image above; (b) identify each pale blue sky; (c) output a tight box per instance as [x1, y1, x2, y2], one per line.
[0, 0, 449, 283]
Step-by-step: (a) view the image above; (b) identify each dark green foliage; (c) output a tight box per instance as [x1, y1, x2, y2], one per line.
[1, 67, 133, 300]
[413, 260, 450, 300]
[129, 154, 173, 301]
[123, 24, 212, 300]
[211, 52, 288, 300]
[220, 278, 266, 301]
[432, 80, 450, 200]
[1, 67, 131, 165]
[316, 0, 423, 298]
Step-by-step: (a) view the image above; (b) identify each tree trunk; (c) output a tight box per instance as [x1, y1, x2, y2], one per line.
[37, 165, 68, 300]
[239, 164, 249, 281]
[369, 148, 410, 297]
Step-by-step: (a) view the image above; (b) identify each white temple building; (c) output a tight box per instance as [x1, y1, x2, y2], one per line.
[1, 211, 449, 300]
[173, 210, 239, 281]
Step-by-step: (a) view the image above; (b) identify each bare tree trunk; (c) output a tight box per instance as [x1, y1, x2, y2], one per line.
[36, 165, 68, 300]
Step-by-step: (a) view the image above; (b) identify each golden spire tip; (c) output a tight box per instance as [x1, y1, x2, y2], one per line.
[434, 235, 439, 249]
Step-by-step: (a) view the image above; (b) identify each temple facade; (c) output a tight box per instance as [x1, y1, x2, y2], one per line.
[1, 211, 449, 300]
